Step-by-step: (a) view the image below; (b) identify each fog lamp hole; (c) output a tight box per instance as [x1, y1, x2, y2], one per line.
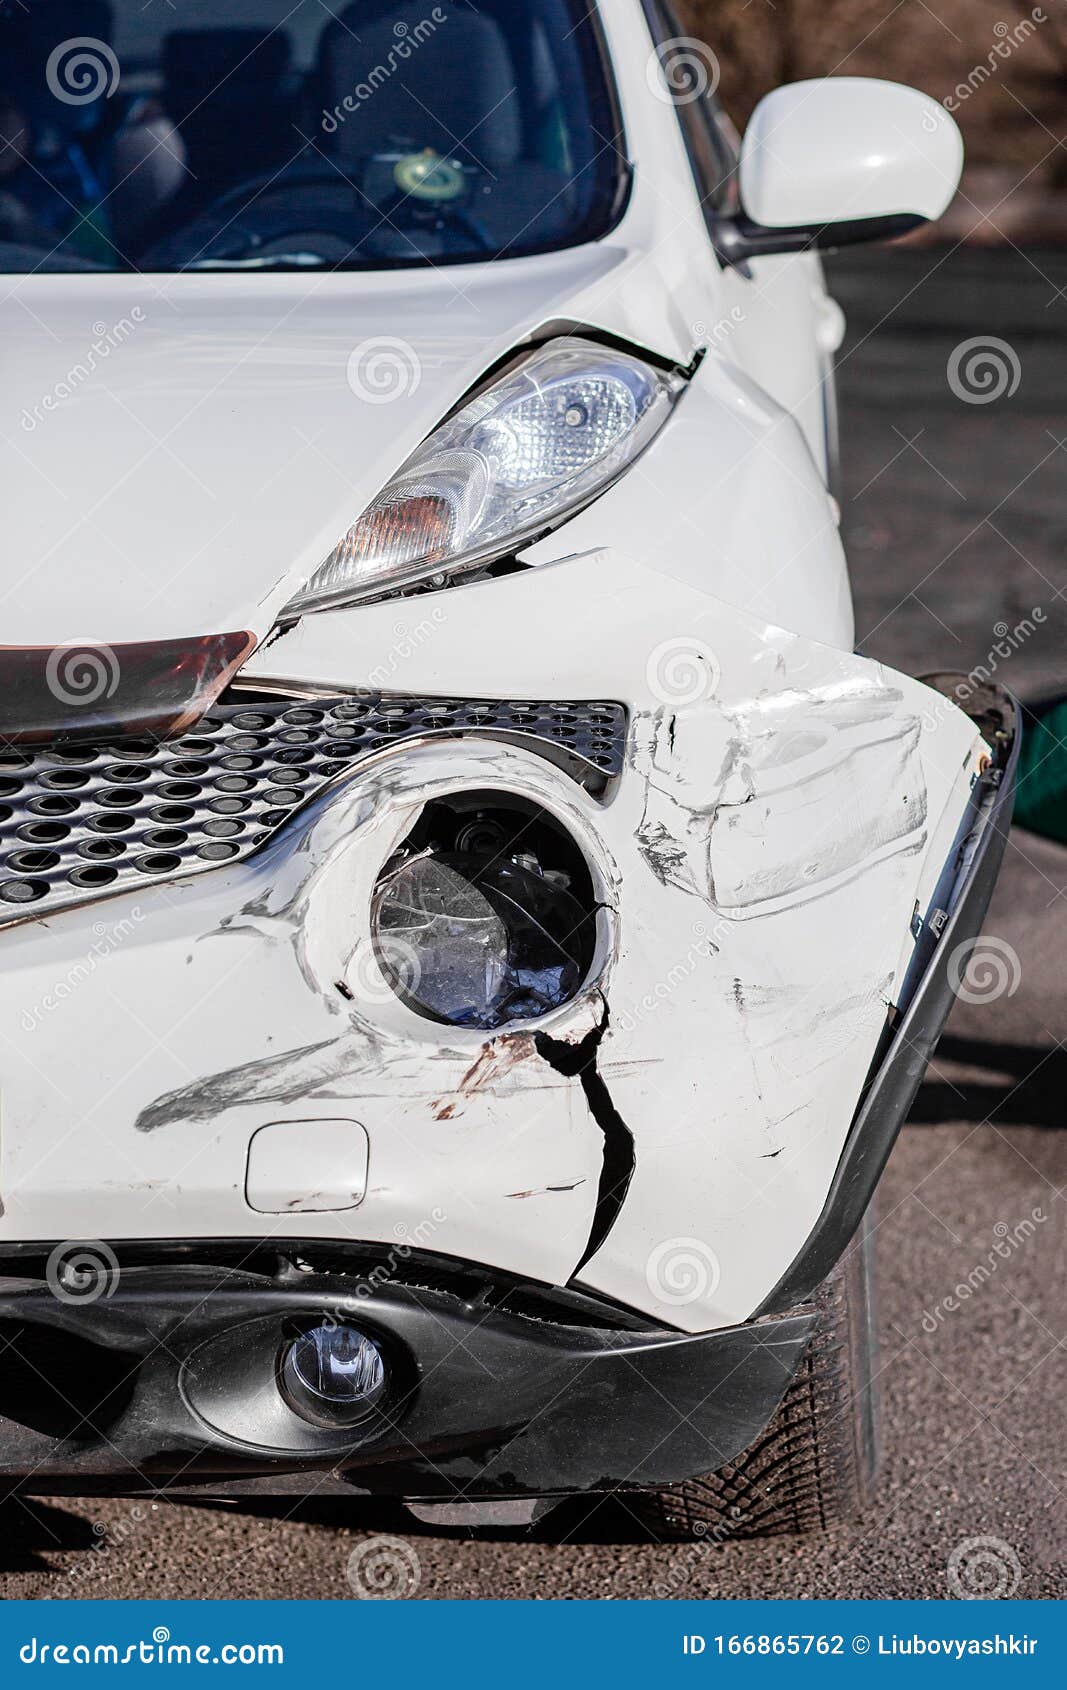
[370, 793, 598, 1032]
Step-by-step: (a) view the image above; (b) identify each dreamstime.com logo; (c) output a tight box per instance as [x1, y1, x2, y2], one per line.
[347, 1536, 422, 1598]
[46, 37, 120, 105]
[646, 1237, 721, 1306]
[322, 8, 447, 133]
[19, 1626, 284, 1666]
[941, 9, 1048, 115]
[45, 641, 121, 708]
[919, 1208, 1046, 1333]
[919, 610, 1047, 736]
[21, 910, 146, 1033]
[46, 1240, 120, 1305]
[346, 934, 423, 1007]
[613, 918, 728, 1037]
[333, 1211, 447, 1310]
[947, 1536, 1023, 1599]
[647, 36, 720, 106]
[347, 337, 422, 404]
[947, 336, 1022, 405]
[364, 607, 448, 690]
[948, 935, 1021, 1004]
[20, 309, 146, 433]
[646, 637, 721, 707]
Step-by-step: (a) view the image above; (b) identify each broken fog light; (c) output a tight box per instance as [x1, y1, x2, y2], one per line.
[280, 1324, 387, 1429]
[371, 797, 598, 1031]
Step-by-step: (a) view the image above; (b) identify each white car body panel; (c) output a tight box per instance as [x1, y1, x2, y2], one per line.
[0, 551, 981, 1329]
[0, 0, 984, 1374]
[2, 0, 843, 650]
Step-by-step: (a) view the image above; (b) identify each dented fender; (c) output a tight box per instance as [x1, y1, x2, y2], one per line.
[0, 552, 984, 1330]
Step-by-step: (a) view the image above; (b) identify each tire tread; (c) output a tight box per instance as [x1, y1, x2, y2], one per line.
[630, 1226, 878, 1542]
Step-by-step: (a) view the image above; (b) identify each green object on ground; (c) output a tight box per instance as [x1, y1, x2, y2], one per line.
[1014, 698, 1067, 844]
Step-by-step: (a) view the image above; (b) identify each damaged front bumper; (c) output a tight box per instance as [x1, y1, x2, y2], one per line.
[0, 1248, 814, 1497]
[0, 551, 1014, 1492]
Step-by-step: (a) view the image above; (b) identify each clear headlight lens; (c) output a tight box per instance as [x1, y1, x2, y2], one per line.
[285, 338, 682, 615]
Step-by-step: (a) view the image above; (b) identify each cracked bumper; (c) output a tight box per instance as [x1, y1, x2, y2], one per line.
[0, 1252, 814, 1496]
[0, 554, 1003, 1348]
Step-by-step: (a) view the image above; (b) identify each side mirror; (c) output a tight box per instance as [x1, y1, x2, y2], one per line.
[717, 78, 963, 269]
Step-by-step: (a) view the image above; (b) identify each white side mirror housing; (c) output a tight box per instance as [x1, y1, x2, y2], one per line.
[739, 77, 963, 233]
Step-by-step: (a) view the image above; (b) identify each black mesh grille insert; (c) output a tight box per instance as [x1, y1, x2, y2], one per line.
[0, 695, 627, 926]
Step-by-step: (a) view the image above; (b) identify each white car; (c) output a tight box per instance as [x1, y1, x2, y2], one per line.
[0, 0, 1015, 1539]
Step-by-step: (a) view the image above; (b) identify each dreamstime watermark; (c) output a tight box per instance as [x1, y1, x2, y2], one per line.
[322, 10, 447, 133]
[335, 1210, 447, 1309]
[693, 304, 747, 352]
[652, 1512, 748, 1596]
[21, 910, 145, 1032]
[46, 36, 120, 106]
[20, 309, 146, 433]
[948, 934, 1021, 1004]
[45, 640, 121, 708]
[924, 611, 1046, 733]
[364, 607, 448, 690]
[614, 919, 728, 1036]
[947, 336, 1021, 405]
[346, 1535, 422, 1599]
[940, 10, 1047, 116]
[918, 609, 1046, 743]
[647, 637, 721, 707]
[920, 1208, 1047, 1333]
[46, 1240, 120, 1305]
[19, 1630, 283, 1666]
[646, 36, 720, 106]
[67, 1505, 156, 1588]
[347, 336, 422, 404]
[346, 933, 423, 1008]
[646, 1237, 721, 1307]
[947, 1535, 1023, 1599]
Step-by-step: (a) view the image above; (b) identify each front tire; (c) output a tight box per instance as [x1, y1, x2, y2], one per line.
[631, 1214, 880, 1541]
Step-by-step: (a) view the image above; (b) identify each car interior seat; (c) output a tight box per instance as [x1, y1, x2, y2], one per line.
[315, 0, 572, 248]
[160, 28, 296, 218]
[317, 1, 520, 171]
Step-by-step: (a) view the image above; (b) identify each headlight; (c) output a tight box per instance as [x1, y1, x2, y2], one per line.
[284, 338, 682, 614]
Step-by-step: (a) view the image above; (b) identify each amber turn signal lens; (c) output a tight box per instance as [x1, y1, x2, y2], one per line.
[335, 494, 454, 576]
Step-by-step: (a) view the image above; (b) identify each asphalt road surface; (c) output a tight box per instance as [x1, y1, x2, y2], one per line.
[1, 246, 1064, 1601]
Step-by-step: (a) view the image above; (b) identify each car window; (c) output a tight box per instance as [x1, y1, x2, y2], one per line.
[0, 0, 626, 273]
[641, 0, 739, 225]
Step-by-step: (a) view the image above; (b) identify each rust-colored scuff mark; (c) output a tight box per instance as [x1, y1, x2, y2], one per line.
[431, 1031, 538, 1121]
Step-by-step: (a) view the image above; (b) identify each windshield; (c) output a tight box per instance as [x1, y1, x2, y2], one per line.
[0, 0, 625, 274]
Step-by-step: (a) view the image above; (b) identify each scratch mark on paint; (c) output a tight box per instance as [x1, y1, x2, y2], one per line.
[506, 1179, 587, 1199]
[135, 1032, 378, 1133]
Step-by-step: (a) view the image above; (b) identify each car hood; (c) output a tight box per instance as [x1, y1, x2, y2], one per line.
[1, 245, 661, 646]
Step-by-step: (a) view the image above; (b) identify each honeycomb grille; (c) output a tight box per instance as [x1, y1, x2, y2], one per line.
[0, 695, 627, 926]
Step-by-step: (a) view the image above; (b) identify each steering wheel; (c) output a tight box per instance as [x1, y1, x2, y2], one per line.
[144, 160, 496, 268]
[373, 183, 495, 254]
[144, 171, 375, 267]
